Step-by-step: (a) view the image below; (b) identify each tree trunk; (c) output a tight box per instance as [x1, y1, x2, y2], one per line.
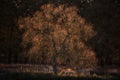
[8, 25, 13, 64]
[51, 37, 58, 75]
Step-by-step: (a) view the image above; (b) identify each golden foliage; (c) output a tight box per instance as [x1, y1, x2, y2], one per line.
[18, 3, 97, 67]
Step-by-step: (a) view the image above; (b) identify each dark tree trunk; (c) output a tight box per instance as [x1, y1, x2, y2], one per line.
[8, 25, 13, 64]
[51, 37, 58, 75]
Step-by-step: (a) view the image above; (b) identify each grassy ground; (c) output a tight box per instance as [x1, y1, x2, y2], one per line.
[0, 64, 119, 80]
[0, 72, 119, 80]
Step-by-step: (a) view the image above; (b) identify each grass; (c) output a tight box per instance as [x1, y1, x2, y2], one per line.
[0, 69, 119, 80]
[0, 71, 119, 80]
[0, 73, 97, 80]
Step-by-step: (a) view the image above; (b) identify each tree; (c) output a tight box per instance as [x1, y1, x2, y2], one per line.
[1, 0, 119, 67]
[18, 3, 97, 74]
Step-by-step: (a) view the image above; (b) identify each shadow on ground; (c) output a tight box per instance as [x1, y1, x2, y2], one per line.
[0, 71, 119, 80]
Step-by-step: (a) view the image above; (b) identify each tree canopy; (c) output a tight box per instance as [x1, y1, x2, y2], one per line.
[0, 0, 119, 67]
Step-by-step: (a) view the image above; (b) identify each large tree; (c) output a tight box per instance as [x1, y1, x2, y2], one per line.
[18, 3, 97, 74]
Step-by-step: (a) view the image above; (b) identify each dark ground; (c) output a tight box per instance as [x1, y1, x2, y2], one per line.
[0, 71, 119, 80]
